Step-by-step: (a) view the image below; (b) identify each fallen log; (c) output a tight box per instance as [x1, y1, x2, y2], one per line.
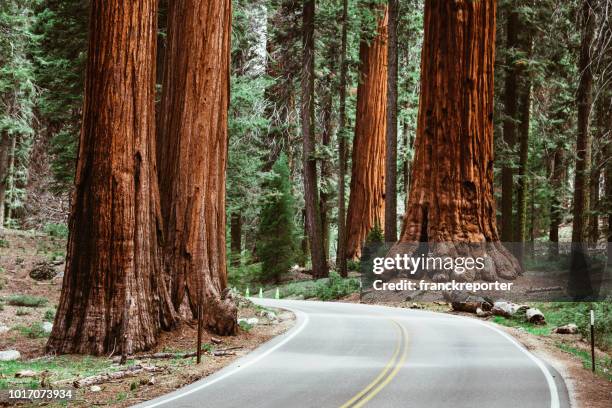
[73, 365, 164, 388]
[525, 308, 546, 325]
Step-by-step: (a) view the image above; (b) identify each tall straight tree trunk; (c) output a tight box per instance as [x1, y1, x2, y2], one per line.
[588, 159, 600, 244]
[515, 37, 533, 261]
[501, 10, 519, 243]
[606, 137, 612, 262]
[157, 0, 237, 335]
[336, 0, 349, 276]
[384, 0, 399, 242]
[302, 0, 328, 278]
[320, 74, 333, 258]
[571, 0, 595, 244]
[346, 6, 388, 259]
[0, 133, 10, 227]
[47, 0, 176, 355]
[394, 0, 520, 282]
[549, 146, 565, 257]
[230, 212, 242, 266]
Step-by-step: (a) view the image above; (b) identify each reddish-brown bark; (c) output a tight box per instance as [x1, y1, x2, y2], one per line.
[47, 0, 176, 355]
[157, 0, 237, 335]
[394, 0, 520, 282]
[346, 6, 388, 259]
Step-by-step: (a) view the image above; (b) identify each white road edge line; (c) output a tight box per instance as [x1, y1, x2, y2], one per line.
[139, 308, 310, 408]
[452, 314, 560, 408]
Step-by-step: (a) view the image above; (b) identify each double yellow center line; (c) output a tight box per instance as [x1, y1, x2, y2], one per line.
[339, 320, 410, 408]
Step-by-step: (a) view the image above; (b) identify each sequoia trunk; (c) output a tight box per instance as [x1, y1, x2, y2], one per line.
[47, 0, 176, 355]
[345, 6, 388, 259]
[395, 0, 520, 281]
[157, 0, 237, 335]
[385, 0, 398, 242]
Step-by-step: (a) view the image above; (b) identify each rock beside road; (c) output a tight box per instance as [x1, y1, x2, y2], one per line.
[0, 349, 21, 361]
[42, 322, 53, 333]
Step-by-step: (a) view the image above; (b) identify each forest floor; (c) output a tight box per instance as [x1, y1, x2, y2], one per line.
[0, 229, 295, 407]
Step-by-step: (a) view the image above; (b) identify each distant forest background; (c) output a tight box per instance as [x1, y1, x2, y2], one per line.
[0, 0, 610, 284]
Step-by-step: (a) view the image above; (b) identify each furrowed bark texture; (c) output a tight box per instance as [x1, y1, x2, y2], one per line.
[47, 0, 176, 355]
[395, 0, 520, 281]
[157, 0, 237, 335]
[0, 133, 9, 226]
[571, 0, 595, 244]
[301, 0, 329, 278]
[346, 6, 388, 259]
[385, 0, 398, 242]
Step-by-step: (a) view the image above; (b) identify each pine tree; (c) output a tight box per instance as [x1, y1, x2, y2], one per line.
[257, 153, 297, 282]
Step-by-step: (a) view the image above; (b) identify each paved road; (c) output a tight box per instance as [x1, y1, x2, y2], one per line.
[136, 299, 570, 408]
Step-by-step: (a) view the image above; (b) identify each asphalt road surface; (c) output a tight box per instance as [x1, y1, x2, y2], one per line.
[136, 299, 570, 408]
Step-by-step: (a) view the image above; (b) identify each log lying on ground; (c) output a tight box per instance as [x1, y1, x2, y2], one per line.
[110, 347, 243, 363]
[73, 364, 164, 388]
[553, 323, 578, 334]
[491, 301, 528, 317]
[450, 295, 493, 313]
[526, 308, 546, 325]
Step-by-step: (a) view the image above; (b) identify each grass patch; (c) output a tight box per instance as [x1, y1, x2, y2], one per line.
[273, 271, 360, 300]
[0, 356, 132, 390]
[0, 238, 9, 248]
[15, 308, 30, 316]
[556, 343, 612, 381]
[7, 294, 48, 308]
[491, 302, 611, 350]
[15, 322, 47, 338]
[44, 309, 56, 322]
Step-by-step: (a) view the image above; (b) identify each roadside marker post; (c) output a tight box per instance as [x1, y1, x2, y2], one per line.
[245, 287, 250, 298]
[590, 309, 595, 373]
[259, 288, 263, 298]
[275, 288, 280, 299]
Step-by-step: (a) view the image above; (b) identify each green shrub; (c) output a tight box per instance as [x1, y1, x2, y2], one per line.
[347, 259, 361, 272]
[238, 320, 253, 332]
[16, 322, 47, 338]
[8, 294, 48, 307]
[0, 239, 8, 248]
[43, 223, 69, 239]
[256, 154, 298, 282]
[314, 271, 360, 301]
[228, 262, 262, 291]
[44, 309, 56, 322]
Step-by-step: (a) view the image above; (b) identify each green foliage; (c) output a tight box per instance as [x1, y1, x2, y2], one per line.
[238, 320, 253, 332]
[256, 154, 297, 282]
[43, 222, 68, 238]
[0, 239, 8, 248]
[314, 271, 360, 301]
[33, 0, 88, 191]
[7, 294, 48, 307]
[365, 222, 384, 245]
[556, 343, 612, 381]
[44, 308, 55, 321]
[228, 262, 262, 291]
[15, 322, 47, 338]
[278, 273, 360, 300]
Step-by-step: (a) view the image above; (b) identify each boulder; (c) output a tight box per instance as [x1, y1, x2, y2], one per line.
[0, 350, 21, 361]
[90, 385, 102, 392]
[29, 262, 58, 281]
[553, 323, 578, 334]
[451, 295, 492, 313]
[42, 322, 53, 333]
[0, 324, 10, 334]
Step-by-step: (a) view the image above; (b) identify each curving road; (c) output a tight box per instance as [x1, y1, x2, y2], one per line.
[135, 299, 570, 408]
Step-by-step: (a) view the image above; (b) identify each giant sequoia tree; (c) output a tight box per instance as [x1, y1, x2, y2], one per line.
[47, 0, 176, 355]
[345, 5, 388, 259]
[157, 0, 237, 335]
[396, 0, 520, 282]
